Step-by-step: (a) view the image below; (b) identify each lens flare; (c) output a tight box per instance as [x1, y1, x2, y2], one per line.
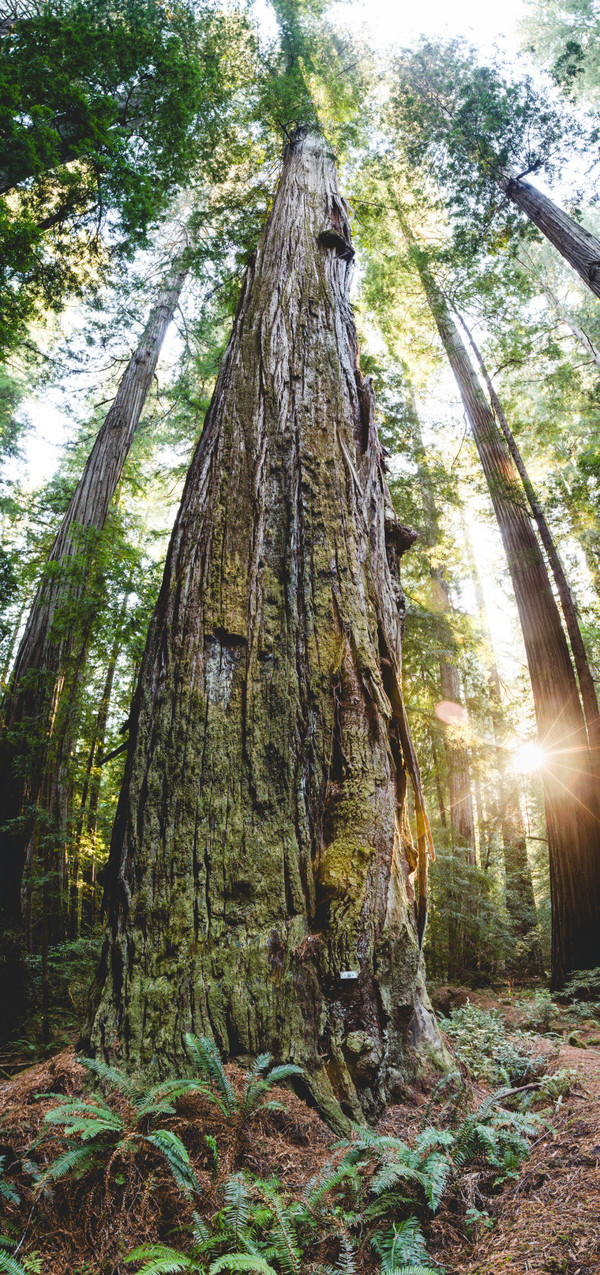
[513, 740, 545, 774]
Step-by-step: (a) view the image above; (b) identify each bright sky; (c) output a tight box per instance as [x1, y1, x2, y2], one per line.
[254, 0, 529, 55]
[327, 0, 528, 54]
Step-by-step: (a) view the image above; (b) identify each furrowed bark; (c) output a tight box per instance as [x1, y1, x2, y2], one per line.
[85, 130, 446, 1126]
[498, 174, 600, 303]
[412, 251, 600, 987]
[460, 318, 600, 754]
[0, 257, 187, 931]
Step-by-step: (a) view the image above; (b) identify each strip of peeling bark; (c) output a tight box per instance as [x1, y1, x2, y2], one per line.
[84, 129, 445, 1128]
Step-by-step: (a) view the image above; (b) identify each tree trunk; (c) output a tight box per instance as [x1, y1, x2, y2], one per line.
[498, 174, 600, 303]
[462, 517, 543, 976]
[460, 317, 600, 754]
[69, 610, 124, 938]
[408, 399, 477, 977]
[84, 129, 445, 1126]
[0, 258, 187, 932]
[413, 251, 600, 987]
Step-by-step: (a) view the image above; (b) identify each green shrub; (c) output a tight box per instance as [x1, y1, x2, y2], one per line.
[439, 1002, 542, 1086]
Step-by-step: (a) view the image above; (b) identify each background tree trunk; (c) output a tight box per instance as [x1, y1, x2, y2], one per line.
[85, 129, 445, 1126]
[413, 251, 600, 987]
[460, 317, 600, 754]
[498, 174, 600, 302]
[463, 519, 543, 976]
[409, 401, 477, 979]
[0, 257, 187, 931]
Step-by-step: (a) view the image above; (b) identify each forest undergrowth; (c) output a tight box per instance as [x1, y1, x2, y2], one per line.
[1, 986, 599, 1275]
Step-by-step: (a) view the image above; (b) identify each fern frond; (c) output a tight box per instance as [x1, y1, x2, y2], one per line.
[340, 1132, 414, 1168]
[135, 1079, 207, 1119]
[264, 1065, 304, 1086]
[208, 1258, 277, 1274]
[39, 1143, 99, 1183]
[124, 1242, 199, 1272]
[412, 1128, 454, 1158]
[0, 1246, 27, 1275]
[255, 1181, 301, 1275]
[250, 1054, 272, 1077]
[306, 1162, 360, 1208]
[43, 1097, 123, 1137]
[184, 1034, 236, 1115]
[421, 1153, 452, 1212]
[334, 1233, 357, 1274]
[223, 1172, 253, 1243]
[144, 1131, 200, 1197]
[0, 1162, 20, 1206]
[191, 1211, 214, 1252]
[388, 1267, 442, 1274]
[370, 1163, 428, 1197]
[370, 1217, 430, 1271]
[363, 1191, 415, 1220]
[77, 1056, 136, 1100]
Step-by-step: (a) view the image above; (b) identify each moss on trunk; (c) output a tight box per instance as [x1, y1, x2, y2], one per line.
[85, 130, 447, 1126]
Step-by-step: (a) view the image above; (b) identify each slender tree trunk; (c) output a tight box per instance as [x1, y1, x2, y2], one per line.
[408, 399, 477, 977]
[1, 592, 29, 687]
[460, 317, 600, 754]
[84, 130, 446, 1125]
[412, 250, 600, 987]
[429, 730, 447, 829]
[462, 517, 544, 975]
[0, 257, 187, 931]
[498, 173, 600, 303]
[435, 584, 476, 868]
[69, 613, 123, 937]
[435, 581, 477, 982]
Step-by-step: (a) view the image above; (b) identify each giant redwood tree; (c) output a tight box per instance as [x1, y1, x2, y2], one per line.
[85, 129, 445, 1126]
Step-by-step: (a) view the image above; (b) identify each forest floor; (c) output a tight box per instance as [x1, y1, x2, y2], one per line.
[429, 990, 600, 1275]
[0, 988, 599, 1274]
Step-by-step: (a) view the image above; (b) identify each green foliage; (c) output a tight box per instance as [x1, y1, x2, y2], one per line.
[0, 1154, 20, 1207]
[123, 1075, 454, 1274]
[254, 0, 370, 153]
[563, 966, 600, 1001]
[370, 1217, 433, 1271]
[0, 0, 252, 349]
[37, 1056, 203, 1194]
[184, 1034, 304, 1125]
[0, 1238, 27, 1275]
[452, 1095, 541, 1184]
[523, 0, 600, 105]
[438, 1002, 541, 1085]
[388, 38, 573, 261]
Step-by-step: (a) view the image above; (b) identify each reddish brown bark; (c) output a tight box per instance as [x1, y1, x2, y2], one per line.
[414, 252, 600, 987]
[85, 130, 445, 1124]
